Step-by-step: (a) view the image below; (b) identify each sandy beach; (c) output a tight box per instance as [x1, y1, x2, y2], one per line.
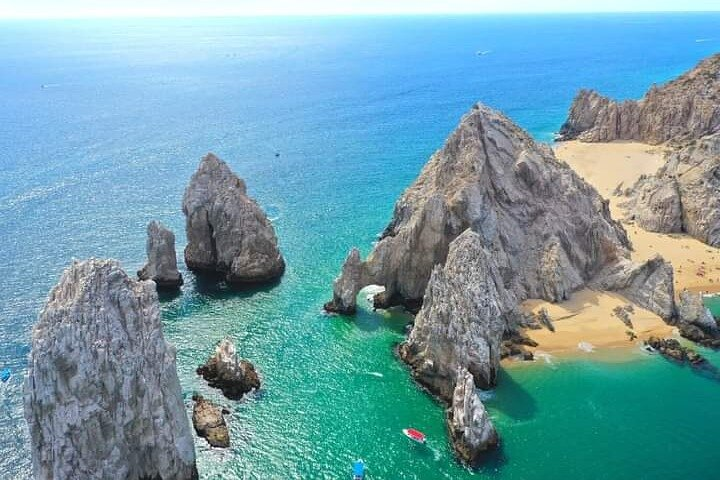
[514, 141, 720, 357]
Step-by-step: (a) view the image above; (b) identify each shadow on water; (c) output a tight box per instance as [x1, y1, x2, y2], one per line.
[157, 287, 182, 303]
[189, 271, 282, 299]
[490, 369, 537, 422]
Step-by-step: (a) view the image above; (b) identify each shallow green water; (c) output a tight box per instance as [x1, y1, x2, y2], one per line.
[162, 277, 720, 479]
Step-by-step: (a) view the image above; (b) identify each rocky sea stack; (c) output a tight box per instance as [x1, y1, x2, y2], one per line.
[183, 153, 285, 284]
[137, 220, 183, 288]
[447, 368, 499, 466]
[197, 338, 261, 400]
[328, 102, 677, 465]
[24, 259, 197, 480]
[558, 53, 720, 145]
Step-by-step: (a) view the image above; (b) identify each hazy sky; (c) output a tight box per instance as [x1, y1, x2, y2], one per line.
[0, 0, 717, 19]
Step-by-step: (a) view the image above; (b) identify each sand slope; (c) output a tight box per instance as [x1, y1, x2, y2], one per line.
[515, 141, 719, 356]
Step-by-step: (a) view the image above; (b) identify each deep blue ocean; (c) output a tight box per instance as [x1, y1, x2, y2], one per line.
[1, 13, 719, 479]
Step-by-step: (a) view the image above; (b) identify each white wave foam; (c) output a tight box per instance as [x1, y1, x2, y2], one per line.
[577, 341, 595, 353]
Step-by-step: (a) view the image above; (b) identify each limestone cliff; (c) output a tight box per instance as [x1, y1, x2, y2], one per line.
[619, 133, 720, 246]
[137, 220, 183, 288]
[183, 153, 284, 284]
[24, 259, 197, 480]
[558, 53, 720, 144]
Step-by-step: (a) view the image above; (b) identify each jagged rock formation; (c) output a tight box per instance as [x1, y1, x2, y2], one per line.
[447, 368, 498, 467]
[399, 230, 513, 399]
[197, 338, 261, 400]
[590, 255, 676, 320]
[326, 102, 673, 319]
[192, 395, 230, 448]
[183, 153, 285, 284]
[24, 259, 198, 480]
[619, 134, 720, 246]
[328, 103, 679, 466]
[137, 220, 183, 288]
[676, 290, 720, 347]
[558, 53, 720, 145]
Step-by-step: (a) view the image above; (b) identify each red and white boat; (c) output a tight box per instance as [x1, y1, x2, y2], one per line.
[402, 428, 427, 444]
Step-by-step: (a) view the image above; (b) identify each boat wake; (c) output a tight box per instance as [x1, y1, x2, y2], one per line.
[366, 371, 384, 378]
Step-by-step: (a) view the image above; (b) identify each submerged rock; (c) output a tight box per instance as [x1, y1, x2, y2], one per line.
[620, 134, 720, 246]
[447, 368, 499, 467]
[197, 338, 261, 400]
[24, 259, 197, 480]
[192, 395, 230, 448]
[137, 220, 183, 288]
[558, 53, 720, 144]
[183, 153, 285, 284]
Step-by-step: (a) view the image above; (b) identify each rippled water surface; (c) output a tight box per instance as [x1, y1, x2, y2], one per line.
[1, 14, 719, 479]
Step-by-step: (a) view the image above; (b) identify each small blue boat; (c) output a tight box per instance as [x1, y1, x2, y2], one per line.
[352, 459, 365, 480]
[1, 368, 11, 383]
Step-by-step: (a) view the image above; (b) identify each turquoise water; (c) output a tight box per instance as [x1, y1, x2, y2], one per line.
[1, 14, 720, 479]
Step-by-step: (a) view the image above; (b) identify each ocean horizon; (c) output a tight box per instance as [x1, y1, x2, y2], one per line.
[2, 13, 720, 479]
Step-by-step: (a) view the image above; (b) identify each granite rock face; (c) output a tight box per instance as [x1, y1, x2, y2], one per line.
[183, 153, 285, 284]
[558, 53, 720, 145]
[620, 134, 720, 246]
[399, 230, 513, 400]
[137, 220, 183, 288]
[192, 395, 230, 448]
[24, 259, 197, 480]
[197, 338, 261, 400]
[590, 255, 676, 321]
[326, 102, 638, 315]
[447, 368, 498, 467]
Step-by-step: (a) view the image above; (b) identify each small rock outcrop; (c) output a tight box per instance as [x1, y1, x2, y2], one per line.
[24, 259, 197, 480]
[590, 255, 676, 321]
[558, 53, 720, 145]
[137, 220, 183, 288]
[183, 153, 285, 284]
[197, 339, 261, 400]
[676, 290, 720, 347]
[447, 368, 499, 467]
[620, 134, 720, 246]
[192, 395, 230, 448]
[645, 337, 705, 365]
